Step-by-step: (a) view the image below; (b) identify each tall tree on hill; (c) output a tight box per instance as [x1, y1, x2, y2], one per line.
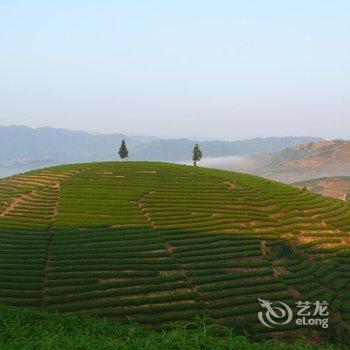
[192, 144, 202, 166]
[118, 139, 129, 160]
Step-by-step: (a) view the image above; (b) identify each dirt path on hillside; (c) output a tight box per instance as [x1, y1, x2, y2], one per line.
[0, 190, 37, 217]
[136, 187, 209, 313]
[41, 168, 89, 300]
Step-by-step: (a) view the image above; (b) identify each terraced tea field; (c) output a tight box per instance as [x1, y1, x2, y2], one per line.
[1, 161, 350, 343]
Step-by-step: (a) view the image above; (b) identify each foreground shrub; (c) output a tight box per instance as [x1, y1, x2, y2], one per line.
[0, 305, 338, 350]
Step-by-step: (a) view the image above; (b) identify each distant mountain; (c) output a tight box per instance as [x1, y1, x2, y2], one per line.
[131, 136, 323, 161]
[0, 126, 156, 164]
[254, 140, 350, 183]
[0, 125, 322, 177]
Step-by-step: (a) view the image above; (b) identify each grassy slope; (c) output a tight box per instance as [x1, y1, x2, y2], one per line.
[1, 162, 350, 345]
[0, 304, 337, 350]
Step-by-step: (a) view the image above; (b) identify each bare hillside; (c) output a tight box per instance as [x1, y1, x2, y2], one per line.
[294, 176, 350, 201]
[254, 140, 350, 183]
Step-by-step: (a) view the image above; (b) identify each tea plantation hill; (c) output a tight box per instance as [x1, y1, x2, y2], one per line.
[1, 161, 350, 343]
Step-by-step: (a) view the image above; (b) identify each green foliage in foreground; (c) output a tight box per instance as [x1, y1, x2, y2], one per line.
[0, 305, 337, 350]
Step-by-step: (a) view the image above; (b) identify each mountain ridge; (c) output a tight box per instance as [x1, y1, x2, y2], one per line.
[0, 125, 322, 164]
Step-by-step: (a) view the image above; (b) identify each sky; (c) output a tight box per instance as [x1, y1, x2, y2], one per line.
[0, 1, 349, 141]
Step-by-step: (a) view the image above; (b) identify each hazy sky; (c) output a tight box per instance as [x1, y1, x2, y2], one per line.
[0, 1, 349, 140]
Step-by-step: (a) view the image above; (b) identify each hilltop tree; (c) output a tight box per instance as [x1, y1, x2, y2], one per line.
[118, 139, 129, 160]
[192, 144, 202, 166]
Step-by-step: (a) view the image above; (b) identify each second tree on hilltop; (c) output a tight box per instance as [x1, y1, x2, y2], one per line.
[192, 144, 202, 166]
[118, 139, 129, 160]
